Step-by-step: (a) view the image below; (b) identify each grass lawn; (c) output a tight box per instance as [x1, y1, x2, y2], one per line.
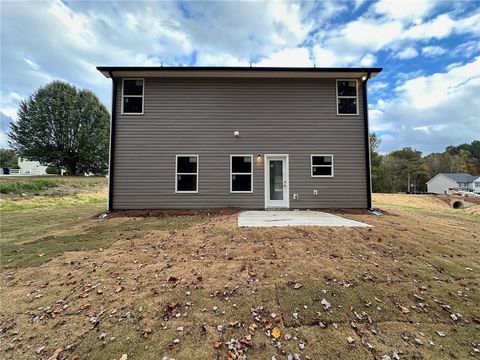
[0, 182, 479, 360]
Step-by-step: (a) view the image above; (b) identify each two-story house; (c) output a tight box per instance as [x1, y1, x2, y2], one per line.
[97, 66, 382, 211]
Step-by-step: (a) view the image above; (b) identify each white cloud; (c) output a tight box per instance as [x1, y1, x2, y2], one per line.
[404, 13, 480, 40]
[421, 45, 447, 57]
[255, 48, 312, 67]
[369, 81, 388, 94]
[360, 53, 376, 66]
[196, 53, 247, 67]
[312, 46, 337, 67]
[372, 57, 480, 153]
[0, 92, 24, 120]
[341, 18, 404, 51]
[396, 47, 419, 59]
[374, 0, 438, 21]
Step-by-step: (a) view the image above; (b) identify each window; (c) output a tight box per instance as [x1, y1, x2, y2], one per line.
[176, 155, 198, 193]
[231, 155, 253, 193]
[311, 155, 334, 177]
[122, 78, 144, 114]
[336, 79, 358, 115]
[475, 182, 480, 188]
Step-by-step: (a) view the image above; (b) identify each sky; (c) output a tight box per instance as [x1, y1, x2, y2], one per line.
[1, 0, 479, 154]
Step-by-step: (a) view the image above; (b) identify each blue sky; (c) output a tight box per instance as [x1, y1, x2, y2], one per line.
[1, 0, 479, 153]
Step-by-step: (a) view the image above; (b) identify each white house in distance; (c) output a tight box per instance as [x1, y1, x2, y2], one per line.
[427, 173, 480, 194]
[17, 157, 48, 175]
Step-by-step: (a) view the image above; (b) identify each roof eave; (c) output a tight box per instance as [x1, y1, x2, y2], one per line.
[97, 66, 383, 79]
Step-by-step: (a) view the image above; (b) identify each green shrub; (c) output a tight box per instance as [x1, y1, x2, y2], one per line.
[46, 166, 61, 175]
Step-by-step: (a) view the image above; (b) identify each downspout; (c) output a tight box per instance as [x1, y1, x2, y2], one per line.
[107, 71, 117, 212]
[362, 72, 373, 210]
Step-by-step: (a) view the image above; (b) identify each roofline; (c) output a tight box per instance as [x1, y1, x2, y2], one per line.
[426, 173, 452, 184]
[97, 66, 383, 79]
[427, 173, 477, 184]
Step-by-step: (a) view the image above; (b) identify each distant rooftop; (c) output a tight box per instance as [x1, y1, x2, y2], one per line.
[441, 173, 478, 183]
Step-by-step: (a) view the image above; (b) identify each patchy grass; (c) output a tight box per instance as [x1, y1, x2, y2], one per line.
[0, 191, 479, 359]
[0, 176, 107, 212]
[1, 215, 203, 268]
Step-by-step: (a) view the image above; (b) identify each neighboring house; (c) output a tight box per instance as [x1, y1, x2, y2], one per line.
[17, 157, 48, 175]
[97, 66, 383, 211]
[426, 173, 480, 194]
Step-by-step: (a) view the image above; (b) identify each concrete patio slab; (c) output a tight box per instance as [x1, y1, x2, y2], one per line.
[238, 210, 371, 228]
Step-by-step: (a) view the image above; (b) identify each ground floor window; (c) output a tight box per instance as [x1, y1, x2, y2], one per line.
[231, 155, 253, 192]
[311, 155, 334, 177]
[176, 155, 198, 193]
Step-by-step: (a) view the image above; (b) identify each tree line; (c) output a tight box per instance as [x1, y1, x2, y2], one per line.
[370, 134, 480, 193]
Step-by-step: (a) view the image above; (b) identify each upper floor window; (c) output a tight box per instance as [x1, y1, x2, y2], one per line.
[176, 155, 198, 193]
[311, 155, 334, 177]
[231, 155, 253, 193]
[336, 80, 358, 115]
[122, 79, 144, 114]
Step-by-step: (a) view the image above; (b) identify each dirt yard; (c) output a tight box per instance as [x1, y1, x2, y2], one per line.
[0, 188, 479, 359]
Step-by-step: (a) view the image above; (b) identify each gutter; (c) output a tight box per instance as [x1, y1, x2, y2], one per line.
[363, 72, 373, 210]
[107, 70, 117, 212]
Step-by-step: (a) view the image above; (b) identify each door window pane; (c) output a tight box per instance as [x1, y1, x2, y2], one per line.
[270, 160, 283, 200]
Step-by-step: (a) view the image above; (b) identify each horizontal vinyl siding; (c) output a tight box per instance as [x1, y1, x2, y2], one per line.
[113, 78, 368, 209]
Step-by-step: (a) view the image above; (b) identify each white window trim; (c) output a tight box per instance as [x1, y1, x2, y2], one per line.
[121, 78, 145, 115]
[175, 155, 199, 193]
[230, 155, 253, 193]
[311, 154, 334, 178]
[336, 79, 359, 116]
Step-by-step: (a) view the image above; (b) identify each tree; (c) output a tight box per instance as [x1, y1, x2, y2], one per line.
[369, 132, 386, 192]
[0, 148, 18, 168]
[8, 81, 110, 175]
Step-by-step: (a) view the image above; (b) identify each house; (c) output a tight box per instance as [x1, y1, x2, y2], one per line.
[426, 173, 480, 194]
[97, 66, 383, 211]
[17, 157, 48, 175]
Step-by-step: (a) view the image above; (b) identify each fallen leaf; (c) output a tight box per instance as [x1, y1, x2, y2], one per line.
[213, 340, 222, 348]
[47, 348, 63, 360]
[272, 327, 281, 339]
[321, 298, 331, 310]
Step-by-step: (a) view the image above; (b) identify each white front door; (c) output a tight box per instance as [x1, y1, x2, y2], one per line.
[265, 155, 289, 208]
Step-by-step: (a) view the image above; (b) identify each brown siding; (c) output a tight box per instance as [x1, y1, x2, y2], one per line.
[113, 78, 368, 209]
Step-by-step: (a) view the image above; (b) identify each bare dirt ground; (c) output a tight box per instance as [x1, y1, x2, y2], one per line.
[1, 194, 479, 359]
